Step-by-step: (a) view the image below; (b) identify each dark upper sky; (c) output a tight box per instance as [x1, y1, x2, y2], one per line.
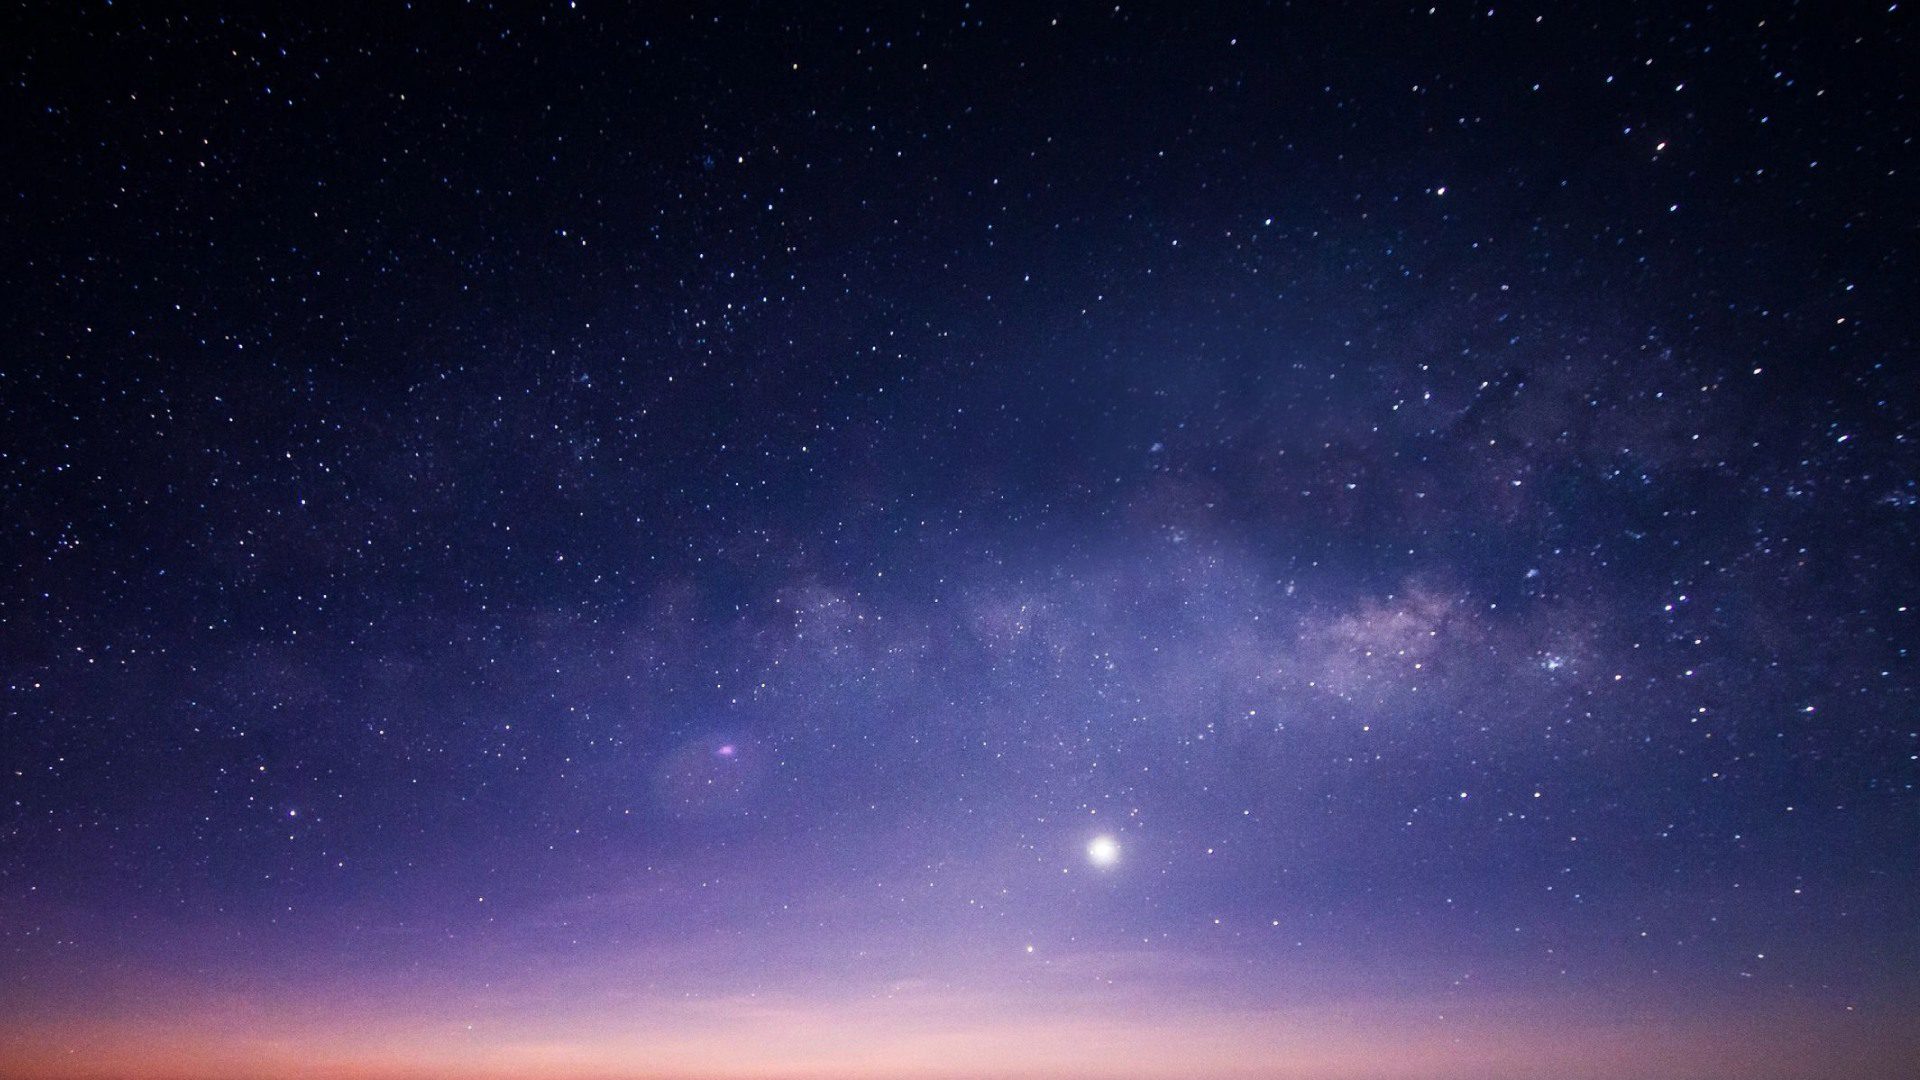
[2, 3, 1915, 1078]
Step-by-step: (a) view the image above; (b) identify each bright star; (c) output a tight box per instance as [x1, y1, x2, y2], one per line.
[1087, 835, 1120, 867]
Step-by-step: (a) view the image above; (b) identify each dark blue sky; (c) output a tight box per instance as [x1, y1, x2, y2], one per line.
[2, 3, 1915, 1078]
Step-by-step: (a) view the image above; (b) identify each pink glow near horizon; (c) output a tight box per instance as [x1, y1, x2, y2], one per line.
[3, 975, 1913, 1080]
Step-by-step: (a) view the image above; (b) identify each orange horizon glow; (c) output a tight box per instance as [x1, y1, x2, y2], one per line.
[4, 973, 1916, 1080]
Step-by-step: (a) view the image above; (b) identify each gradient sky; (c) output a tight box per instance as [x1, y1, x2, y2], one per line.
[3, 3, 1917, 1079]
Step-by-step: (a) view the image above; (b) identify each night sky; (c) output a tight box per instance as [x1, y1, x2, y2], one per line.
[3, 3, 1917, 1079]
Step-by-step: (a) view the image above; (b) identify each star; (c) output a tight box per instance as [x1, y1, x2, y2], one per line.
[1087, 835, 1120, 868]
